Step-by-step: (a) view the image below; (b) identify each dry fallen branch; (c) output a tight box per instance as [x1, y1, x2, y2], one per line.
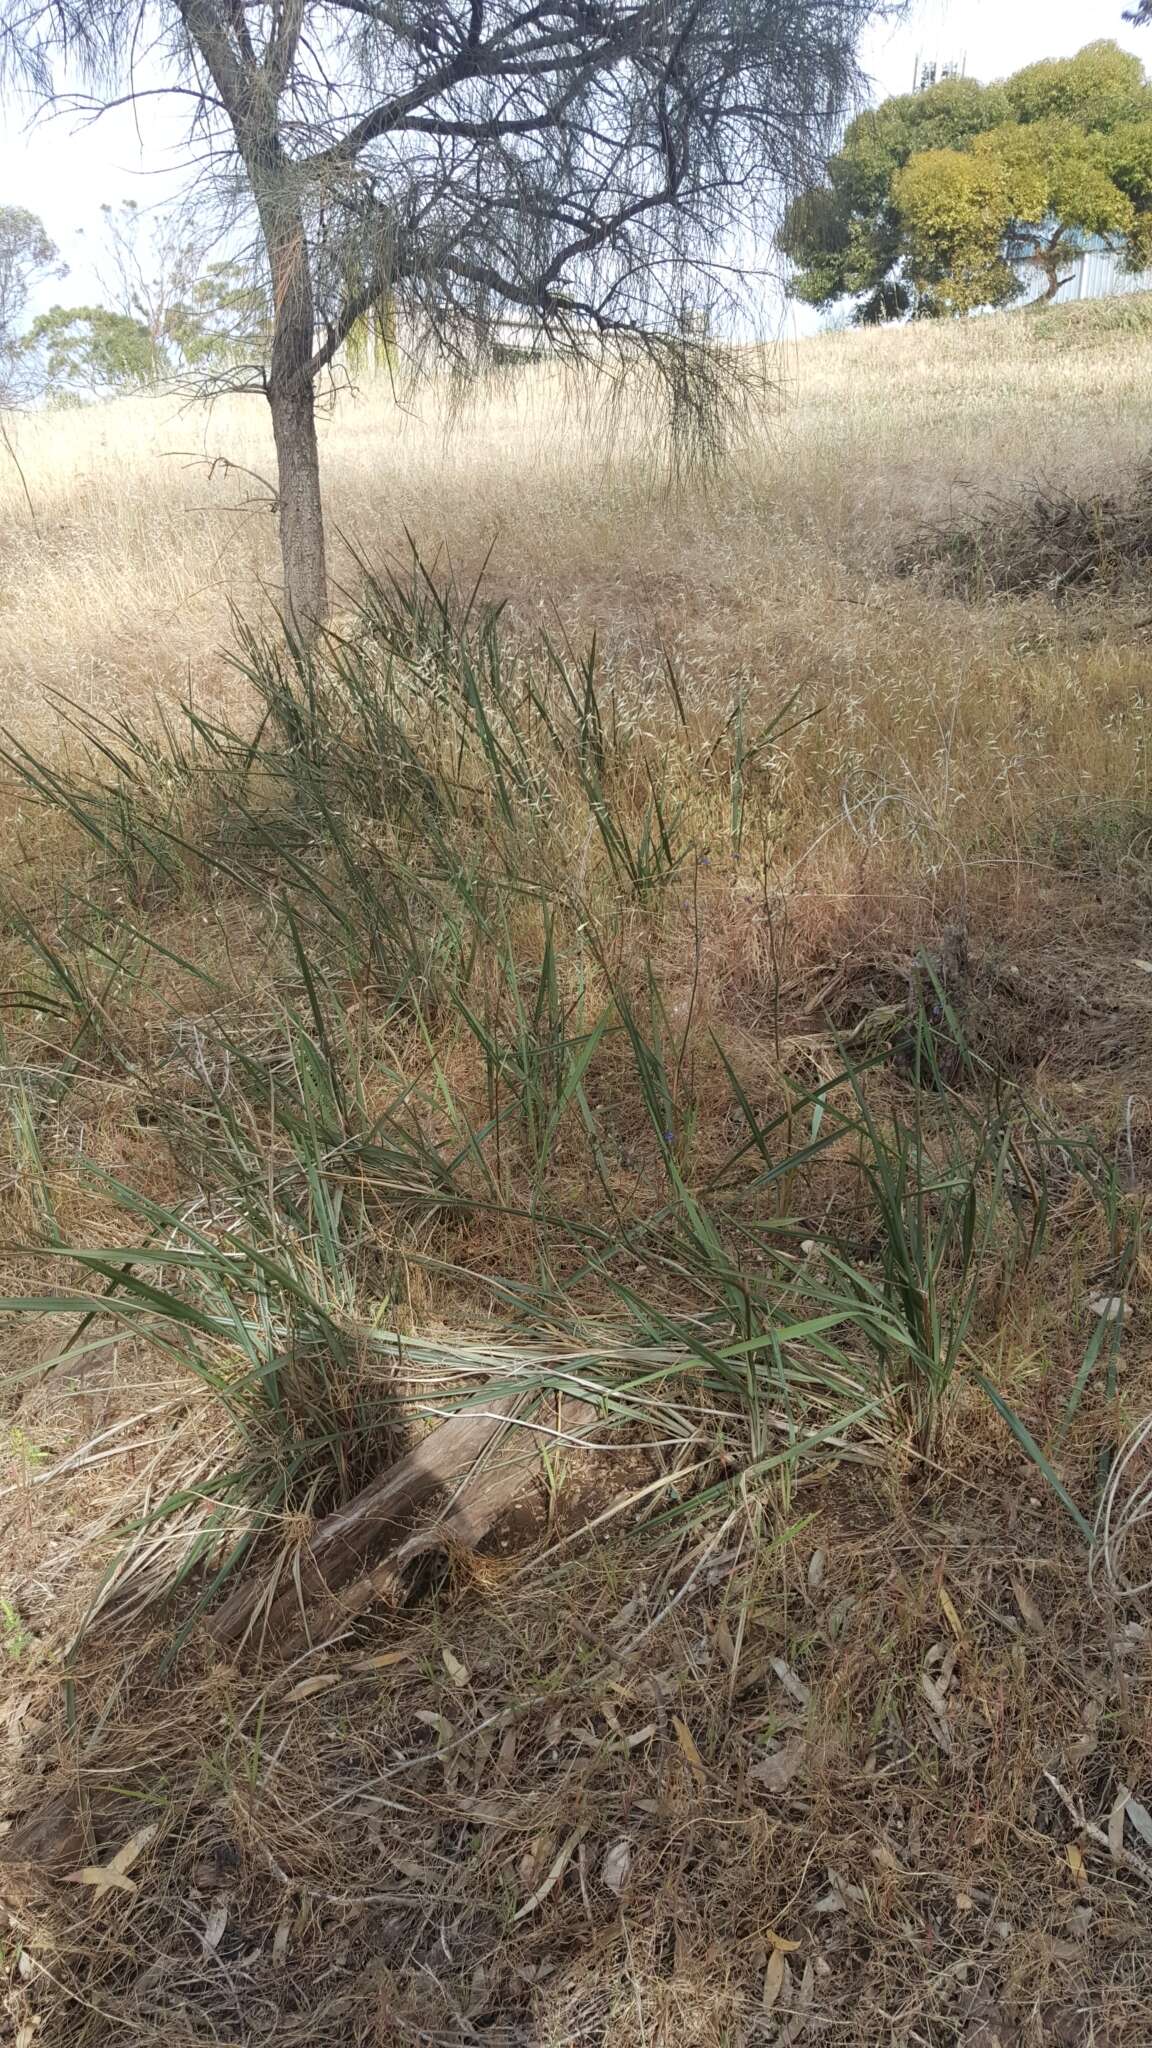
[210, 1390, 596, 1655]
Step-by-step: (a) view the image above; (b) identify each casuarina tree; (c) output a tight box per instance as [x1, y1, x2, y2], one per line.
[0, 0, 887, 631]
[780, 40, 1152, 321]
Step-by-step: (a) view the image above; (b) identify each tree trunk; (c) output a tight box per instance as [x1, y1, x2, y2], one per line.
[1035, 233, 1075, 305]
[173, 23, 330, 637]
[260, 178, 328, 637]
[267, 369, 327, 636]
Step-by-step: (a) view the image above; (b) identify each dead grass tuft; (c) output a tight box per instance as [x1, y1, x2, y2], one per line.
[897, 464, 1152, 600]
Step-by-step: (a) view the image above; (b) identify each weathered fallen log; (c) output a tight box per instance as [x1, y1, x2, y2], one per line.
[209, 1389, 596, 1653]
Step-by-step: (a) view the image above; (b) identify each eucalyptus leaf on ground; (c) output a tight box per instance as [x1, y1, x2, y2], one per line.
[601, 1838, 632, 1896]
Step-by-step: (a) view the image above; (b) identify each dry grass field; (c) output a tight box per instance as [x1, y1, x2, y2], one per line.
[4, 300, 1152, 873]
[1, 297, 1152, 2048]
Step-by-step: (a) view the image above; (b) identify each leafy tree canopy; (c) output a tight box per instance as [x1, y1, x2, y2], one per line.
[94, 202, 270, 381]
[0, 204, 62, 392]
[22, 203, 272, 397]
[779, 40, 1152, 319]
[23, 304, 158, 393]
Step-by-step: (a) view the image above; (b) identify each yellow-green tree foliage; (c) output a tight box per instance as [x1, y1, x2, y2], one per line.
[780, 41, 1152, 319]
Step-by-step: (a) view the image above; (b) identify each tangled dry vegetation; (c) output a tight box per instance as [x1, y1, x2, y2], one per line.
[1, 299, 1152, 2047]
[898, 463, 1152, 599]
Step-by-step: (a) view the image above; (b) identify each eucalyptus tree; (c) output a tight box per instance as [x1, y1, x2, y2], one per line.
[0, 204, 60, 395]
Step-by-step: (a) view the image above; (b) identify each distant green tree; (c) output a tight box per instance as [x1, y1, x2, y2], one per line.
[0, 205, 62, 392]
[778, 74, 1009, 320]
[23, 303, 158, 393]
[24, 204, 272, 397]
[96, 201, 270, 378]
[780, 40, 1152, 320]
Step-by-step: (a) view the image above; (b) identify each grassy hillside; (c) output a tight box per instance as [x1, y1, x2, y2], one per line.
[1, 302, 1150, 2048]
[3, 300, 1150, 851]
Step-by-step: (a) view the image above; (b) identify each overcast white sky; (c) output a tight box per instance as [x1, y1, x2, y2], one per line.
[0, 0, 1143, 319]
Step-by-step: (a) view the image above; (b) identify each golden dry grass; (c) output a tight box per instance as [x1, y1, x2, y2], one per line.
[2, 299, 1152, 2047]
[2, 304, 1151, 899]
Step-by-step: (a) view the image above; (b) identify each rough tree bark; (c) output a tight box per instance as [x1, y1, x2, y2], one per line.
[267, 370, 327, 635]
[263, 212, 328, 634]
[179, 4, 330, 633]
